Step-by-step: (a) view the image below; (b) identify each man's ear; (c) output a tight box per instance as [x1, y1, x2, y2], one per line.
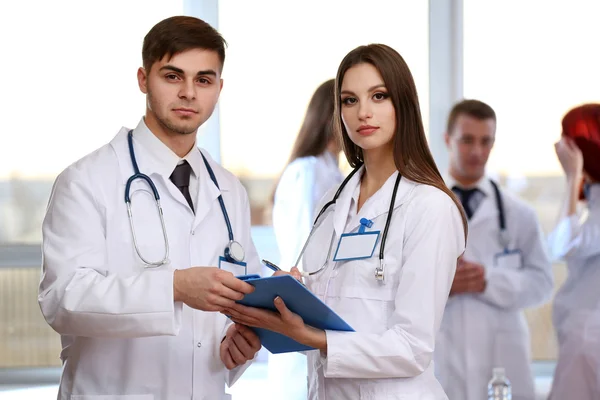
[137, 67, 148, 94]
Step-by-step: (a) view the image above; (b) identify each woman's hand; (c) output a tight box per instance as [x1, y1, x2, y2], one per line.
[555, 136, 584, 180]
[222, 296, 326, 351]
[273, 266, 304, 283]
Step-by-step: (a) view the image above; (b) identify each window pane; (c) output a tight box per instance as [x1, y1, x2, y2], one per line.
[218, 0, 429, 225]
[463, 0, 600, 362]
[0, 0, 183, 244]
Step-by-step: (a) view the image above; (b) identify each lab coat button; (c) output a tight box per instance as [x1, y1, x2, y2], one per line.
[197, 341, 202, 348]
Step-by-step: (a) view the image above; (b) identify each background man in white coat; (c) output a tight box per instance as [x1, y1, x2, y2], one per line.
[434, 99, 553, 400]
[39, 16, 261, 399]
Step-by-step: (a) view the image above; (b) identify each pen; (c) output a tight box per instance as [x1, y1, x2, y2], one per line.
[262, 259, 282, 272]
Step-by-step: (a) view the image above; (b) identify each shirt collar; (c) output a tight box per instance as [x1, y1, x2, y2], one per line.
[445, 174, 492, 197]
[132, 118, 204, 181]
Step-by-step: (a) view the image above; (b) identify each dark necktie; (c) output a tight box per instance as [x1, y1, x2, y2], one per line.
[170, 160, 194, 212]
[452, 186, 480, 220]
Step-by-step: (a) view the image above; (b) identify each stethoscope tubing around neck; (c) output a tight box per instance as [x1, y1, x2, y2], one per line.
[295, 163, 401, 279]
[124, 130, 242, 265]
[488, 180, 509, 251]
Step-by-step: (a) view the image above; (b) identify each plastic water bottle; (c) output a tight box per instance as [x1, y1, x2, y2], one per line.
[487, 367, 512, 400]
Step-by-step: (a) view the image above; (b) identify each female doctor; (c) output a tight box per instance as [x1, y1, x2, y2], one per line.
[548, 105, 600, 400]
[269, 79, 342, 399]
[225, 44, 468, 399]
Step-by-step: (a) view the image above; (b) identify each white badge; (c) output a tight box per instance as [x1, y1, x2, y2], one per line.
[333, 231, 380, 261]
[218, 256, 247, 276]
[493, 250, 522, 269]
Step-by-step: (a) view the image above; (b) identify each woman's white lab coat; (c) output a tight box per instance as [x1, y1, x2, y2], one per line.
[547, 184, 600, 400]
[434, 178, 553, 400]
[39, 121, 260, 400]
[273, 152, 343, 274]
[300, 168, 465, 400]
[269, 152, 342, 399]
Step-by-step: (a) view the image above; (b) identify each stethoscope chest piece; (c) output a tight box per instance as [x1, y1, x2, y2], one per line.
[225, 240, 245, 263]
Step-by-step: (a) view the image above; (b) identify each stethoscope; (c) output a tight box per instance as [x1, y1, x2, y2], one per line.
[488, 180, 509, 252]
[124, 130, 245, 267]
[294, 164, 401, 283]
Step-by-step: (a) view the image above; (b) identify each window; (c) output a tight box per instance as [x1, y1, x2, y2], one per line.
[0, 0, 183, 245]
[463, 0, 600, 361]
[0, 0, 183, 370]
[218, 0, 429, 225]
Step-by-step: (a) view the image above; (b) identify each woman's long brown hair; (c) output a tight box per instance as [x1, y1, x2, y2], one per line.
[271, 79, 337, 203]
[333, 44, 468, 240]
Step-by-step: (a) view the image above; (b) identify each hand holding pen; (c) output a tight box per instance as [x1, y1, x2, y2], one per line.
[262, 259, 304, 282]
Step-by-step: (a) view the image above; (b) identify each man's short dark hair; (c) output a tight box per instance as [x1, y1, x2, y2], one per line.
[446, 99, 496, 134]
[142, 16, 227, 72]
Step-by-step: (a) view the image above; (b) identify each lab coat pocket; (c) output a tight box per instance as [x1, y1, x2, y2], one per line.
[342, 259, 395, 301]
[336, 260, 395, 332]
[70, 395, 153, 400]
[493, 332, 535, 398]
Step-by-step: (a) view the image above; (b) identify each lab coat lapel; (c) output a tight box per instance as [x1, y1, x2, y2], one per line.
[332, 167, 362, 237]
[192, 153, 222, 232]
[467, 192, 498, 229]
[110, 128, 203, 215]
[112, 128, 136, 185]
[345, 172, 415, 233]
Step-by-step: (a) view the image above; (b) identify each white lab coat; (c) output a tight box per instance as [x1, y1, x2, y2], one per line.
[39, 120, 261, 400]
[434, 178, 553, 400]
[300, 168, 465, 400]
[273, 152, 343, 268]
[269, 153, 343, 399]
[547, 184, 600, 400]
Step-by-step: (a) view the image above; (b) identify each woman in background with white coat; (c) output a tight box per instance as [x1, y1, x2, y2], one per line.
[269, 78, 342, 400]
[226, 44, 468, 400]
[548, 104, 600, 400]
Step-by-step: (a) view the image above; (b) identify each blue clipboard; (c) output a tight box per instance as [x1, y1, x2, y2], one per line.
[234, 274, 354, 354]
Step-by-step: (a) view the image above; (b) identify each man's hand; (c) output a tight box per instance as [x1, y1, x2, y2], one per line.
[173, 267, 255, 312]
[450, 258, 487, 296]
[220, 323, 261, 370]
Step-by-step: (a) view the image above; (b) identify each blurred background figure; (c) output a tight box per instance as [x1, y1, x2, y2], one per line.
[435, 99, 553, 400]
[268, 79, 342, 400]
[547, 104, 600, 400]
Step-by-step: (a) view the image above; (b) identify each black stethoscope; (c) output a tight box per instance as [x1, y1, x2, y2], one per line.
[294, 164, 401, 283]
[124, 130, 245, 267]
[486, 180, 509, 251]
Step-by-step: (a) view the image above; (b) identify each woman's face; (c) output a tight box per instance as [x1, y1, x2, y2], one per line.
[340, 63, 396, 153]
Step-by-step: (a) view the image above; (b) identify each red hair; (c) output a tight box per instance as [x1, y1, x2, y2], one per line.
[561, 103, 600, 199]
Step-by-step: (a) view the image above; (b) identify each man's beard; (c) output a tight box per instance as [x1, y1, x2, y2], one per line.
[148, 91, 198, 135]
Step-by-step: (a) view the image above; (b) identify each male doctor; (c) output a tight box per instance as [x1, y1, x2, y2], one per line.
[39, 16, 261, 399]
[434, 99, 553, 400]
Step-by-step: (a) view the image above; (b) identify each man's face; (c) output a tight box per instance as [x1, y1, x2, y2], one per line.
[445, 114, 496, 182]
[138, 48, 223, 136]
